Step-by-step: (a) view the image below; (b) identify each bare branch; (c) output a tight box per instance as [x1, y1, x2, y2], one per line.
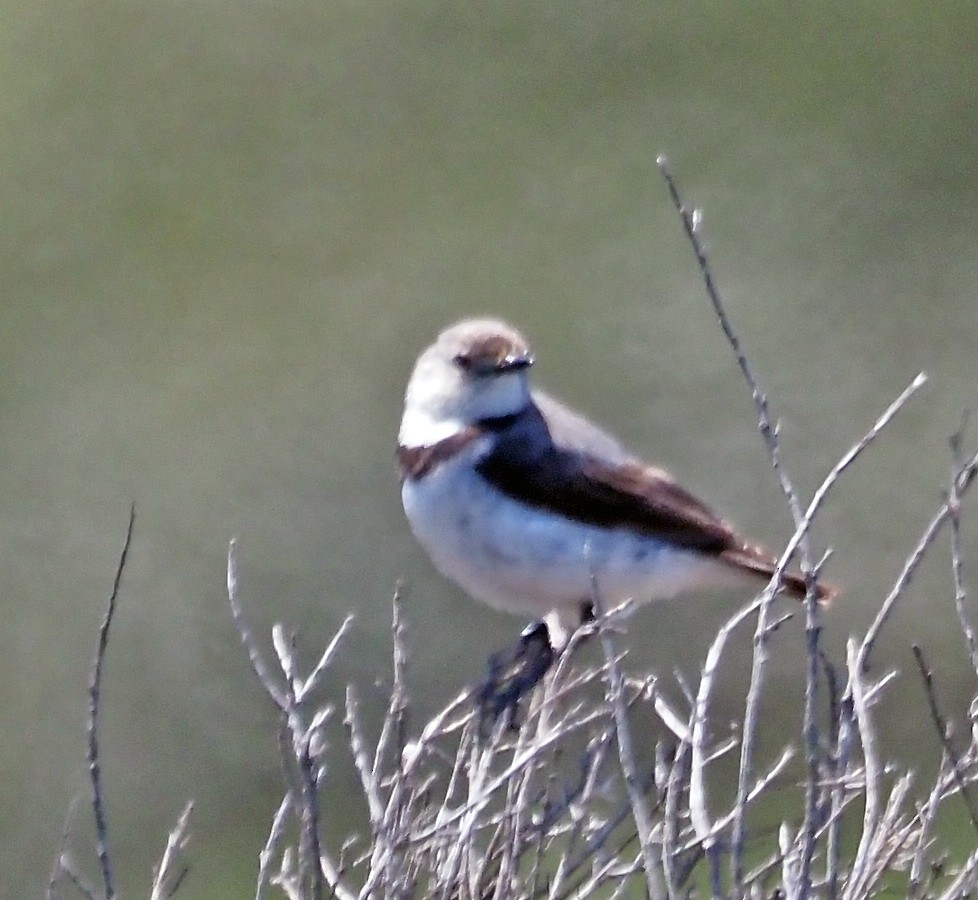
[845, 637, 882, 900]
[47, 798, 79, 900]
[859, 446, 978, 673]
[256, 792, 293, 900]
[57, 855, 97, 900]
[658, 156, 818, 897]
[298, 614, 354, 704]
[226, 539, 288, 711]
[150, 801, 194, 900]
[690, 599, 759, 851]
[591, 571, 665, 900]
[87, 504, 135, 900]
[936, 845, 978, 900]
[949, 418, 978, 678]
[911, 644, 978, 834]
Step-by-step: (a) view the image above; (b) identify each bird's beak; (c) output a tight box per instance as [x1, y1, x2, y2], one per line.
[499, 353, 533, 372]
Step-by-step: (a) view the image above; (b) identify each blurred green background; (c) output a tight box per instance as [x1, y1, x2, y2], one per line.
[2, 1, 977, 895]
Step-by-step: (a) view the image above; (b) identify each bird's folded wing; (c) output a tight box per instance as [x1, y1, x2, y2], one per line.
[477, 442, 738, 552]
[478, 446, 835, 601]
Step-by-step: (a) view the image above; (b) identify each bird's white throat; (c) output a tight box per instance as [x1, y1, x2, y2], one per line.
[400, 354, 530, 447]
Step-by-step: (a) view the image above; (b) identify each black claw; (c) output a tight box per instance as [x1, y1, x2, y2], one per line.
[478, 622, 557, 733]
[520, 620, 550, 643]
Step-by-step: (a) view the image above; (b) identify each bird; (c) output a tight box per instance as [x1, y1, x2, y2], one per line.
[397, 318, 835, 655]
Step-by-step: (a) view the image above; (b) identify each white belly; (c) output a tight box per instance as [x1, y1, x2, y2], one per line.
[401, 450, 735, 625]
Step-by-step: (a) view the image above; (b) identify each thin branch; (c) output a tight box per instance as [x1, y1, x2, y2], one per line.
[911, 644, 978, 834]
[87, 503, 135, 900]
[226, 539, 288, 711]
[909, 751, 952, 898]
[936, 844, 978, 900]
[658, 156, 827, 898]
[298, 615, 354, 704]
[289, 666, 325, 900]
[859, 447, 978, 673]
[658, 157, 792, 893]
[658, 157, 935, 900]
[949, 418, 978, 678]
[257, 792, 293, 900]
[408, 704, 606, 845]
[686, 746, 794, 851]
[150, 801, 194, 900]
[58, 855, 97, 900]
[373, 588, 409, 778]
[690, 599, 760, 856]
[657, 155, 812, 554]
[47, 797, 79, 900]
[346, 685, 387, 832]
[845, 638, 882, 900]
[590, 571, 665, 900]
[320, 848, 358, 900]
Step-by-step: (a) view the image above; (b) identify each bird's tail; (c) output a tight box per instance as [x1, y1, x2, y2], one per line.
[721, 545, 838, 605]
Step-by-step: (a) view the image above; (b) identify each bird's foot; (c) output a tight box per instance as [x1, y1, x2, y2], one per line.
[477, 621, 556, 733]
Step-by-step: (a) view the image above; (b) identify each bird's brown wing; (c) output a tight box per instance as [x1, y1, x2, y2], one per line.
[478, 444, 738, 550]
[477, 442, 835, 602]
[397, 428, 483, 480]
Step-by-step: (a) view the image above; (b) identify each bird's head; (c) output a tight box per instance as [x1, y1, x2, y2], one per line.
[401, 319, 534, 444]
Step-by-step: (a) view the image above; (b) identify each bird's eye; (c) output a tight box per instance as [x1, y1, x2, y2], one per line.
[453, 353, 474, 372]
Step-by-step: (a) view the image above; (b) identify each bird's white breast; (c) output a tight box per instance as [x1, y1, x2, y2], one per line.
[401, 441, 734, 623]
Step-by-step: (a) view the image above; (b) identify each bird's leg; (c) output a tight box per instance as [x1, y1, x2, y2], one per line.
[478, 621, 556, 732]
[519, 619, 554, 647]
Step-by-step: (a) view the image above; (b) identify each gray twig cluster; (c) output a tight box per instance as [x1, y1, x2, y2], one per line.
[49, 164, 978, 900]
